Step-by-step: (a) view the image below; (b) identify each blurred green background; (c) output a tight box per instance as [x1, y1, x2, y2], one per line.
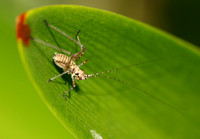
[0, 0, 199, 139]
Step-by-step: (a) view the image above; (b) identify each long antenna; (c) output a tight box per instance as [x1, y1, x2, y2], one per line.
[90, 75, 184, 115]
[86, 56, 168, 78]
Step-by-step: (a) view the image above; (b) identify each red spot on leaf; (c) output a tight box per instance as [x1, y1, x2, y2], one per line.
[16, 13, 31, 46]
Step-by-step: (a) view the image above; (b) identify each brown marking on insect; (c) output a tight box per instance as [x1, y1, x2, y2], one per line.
[16, 12, 31, 46]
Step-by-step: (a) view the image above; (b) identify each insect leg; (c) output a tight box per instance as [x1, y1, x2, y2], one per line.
[66, 47, 86, 67]
[63, 75, 76, 98]
[43, 19, 84, 49]
[76, 30, 84, 51]
[48, 70, 69, 82]
[63, 87, 73, 99]
[76, 30, 81, 43]
[72, 47, 86, 63]
[71, 75, 76, 88]
[78, 60, 88, 67]
[65, 48, 86, 70]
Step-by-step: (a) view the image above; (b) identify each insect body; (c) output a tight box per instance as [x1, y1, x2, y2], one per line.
[52, 53, 87, 87]
[32, 20, 121, 96]
[37, 20, 92, 96]
[31, 20, 183, 114]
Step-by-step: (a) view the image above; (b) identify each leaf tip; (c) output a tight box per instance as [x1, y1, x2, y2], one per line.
[16, 12, 31, 46]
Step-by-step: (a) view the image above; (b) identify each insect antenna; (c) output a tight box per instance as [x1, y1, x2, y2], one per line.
[85, 57, 184, 115]
[89, 74, 184, 115]
[86, 56, 169, 78]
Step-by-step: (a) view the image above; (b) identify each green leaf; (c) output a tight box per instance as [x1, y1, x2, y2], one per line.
[17, 5, 200, 138]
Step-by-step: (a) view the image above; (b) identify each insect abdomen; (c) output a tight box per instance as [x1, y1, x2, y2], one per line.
[53, 53, 70, 69]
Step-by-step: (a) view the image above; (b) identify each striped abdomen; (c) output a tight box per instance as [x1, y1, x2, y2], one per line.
[53, 53, 74, 69]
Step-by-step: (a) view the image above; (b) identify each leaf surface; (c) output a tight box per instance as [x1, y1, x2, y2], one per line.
[17, 5, 200, 138]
